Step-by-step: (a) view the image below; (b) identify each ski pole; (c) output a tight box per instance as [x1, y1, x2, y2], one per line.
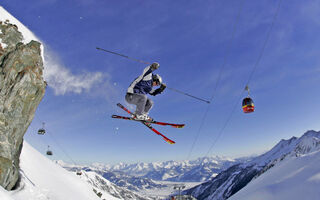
[96, 47, 151, 65]
[96, 47, 210, 104]
[167, 87, 210, 104]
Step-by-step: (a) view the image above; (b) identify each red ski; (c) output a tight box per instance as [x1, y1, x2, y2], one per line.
[112, 115, 185, 128]
[115, 103, 176, 144]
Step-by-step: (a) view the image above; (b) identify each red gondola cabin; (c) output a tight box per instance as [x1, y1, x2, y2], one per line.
[242, 97, 254, 113]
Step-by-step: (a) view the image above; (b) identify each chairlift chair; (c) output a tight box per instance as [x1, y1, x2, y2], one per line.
[38, 122, 46, 135]
[46, 145, 53, 156]
[38, 128, 45, 135]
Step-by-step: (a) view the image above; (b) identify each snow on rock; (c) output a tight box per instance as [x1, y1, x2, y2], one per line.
[1, 142, 116, 200]
[0, 6, 44, 62]
[0, 6, 38, 45]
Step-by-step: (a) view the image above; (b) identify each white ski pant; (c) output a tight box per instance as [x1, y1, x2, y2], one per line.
[125, 93, 153, 115]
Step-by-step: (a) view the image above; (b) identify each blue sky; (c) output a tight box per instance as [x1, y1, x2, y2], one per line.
[2, 0, 320, 165]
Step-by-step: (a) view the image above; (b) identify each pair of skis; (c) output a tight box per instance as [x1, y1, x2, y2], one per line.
[113, 103, 185, 144]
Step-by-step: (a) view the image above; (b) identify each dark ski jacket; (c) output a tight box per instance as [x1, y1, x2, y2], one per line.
[127, 65, 155, 95]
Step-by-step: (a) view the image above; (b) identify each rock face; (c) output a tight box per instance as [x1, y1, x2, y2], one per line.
[0, 20, 46, 190]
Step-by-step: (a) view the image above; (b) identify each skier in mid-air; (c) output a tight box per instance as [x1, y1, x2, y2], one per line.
[125, 62, 166, 121]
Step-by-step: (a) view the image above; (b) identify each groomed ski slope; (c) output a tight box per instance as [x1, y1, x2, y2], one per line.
[0, 142, 119, 200]
[229, 150, 320, 200]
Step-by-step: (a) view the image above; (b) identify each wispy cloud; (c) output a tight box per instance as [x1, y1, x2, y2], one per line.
[43, 46, 104, 95]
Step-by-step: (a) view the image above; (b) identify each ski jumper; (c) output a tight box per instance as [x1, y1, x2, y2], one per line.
[126, 65, 158, 116]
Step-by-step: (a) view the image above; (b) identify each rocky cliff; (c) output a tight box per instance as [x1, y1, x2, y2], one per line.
[0, 20, 46, 190]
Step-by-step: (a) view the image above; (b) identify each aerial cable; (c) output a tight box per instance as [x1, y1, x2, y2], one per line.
[203, 0, 283, 159]
[33, 114, 79, 166]
[187, 0, 246, 160]
[96, 47, 209, 104]
[245, 0, 283, 87]
[204, 90, 244, 158]
[46, 130, 79, 166]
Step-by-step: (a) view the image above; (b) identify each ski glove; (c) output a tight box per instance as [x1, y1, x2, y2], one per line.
[150, 62, 160, 71]
[150, 83, 166, 96]
[160, 83, 166, 91]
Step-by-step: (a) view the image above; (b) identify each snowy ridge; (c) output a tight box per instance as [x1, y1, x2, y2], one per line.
[61, 163, 167, 193]
[250, 130, 320, 167]
[229, 148, 320, 200]
[79, 171, 152, 200]
[0, 142, 116, 200]
[185, 130, 320, 200]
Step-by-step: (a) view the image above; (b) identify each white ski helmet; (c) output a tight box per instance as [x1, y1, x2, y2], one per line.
[152, 74, 162, 85]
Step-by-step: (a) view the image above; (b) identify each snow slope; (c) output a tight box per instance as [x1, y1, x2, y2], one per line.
[185, 130, 320, 200]
[0, 186, 14, 200]
[229, 150, 320, 200]
[80, 171, 151, 200]
[0, 142, 118, 200]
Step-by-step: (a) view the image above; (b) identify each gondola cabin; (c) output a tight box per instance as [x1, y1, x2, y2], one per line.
[242, 97, 255, 113]
[46, 150, 53, 156]
[38, 128, 46, 135]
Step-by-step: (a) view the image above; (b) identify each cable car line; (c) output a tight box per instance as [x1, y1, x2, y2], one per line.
[187, 0, 246, 160]
[33, 114, 80, 168]
[203, 0, 283, 158]
[245, 0, 283, 88]
[46, 130, 78, 166]
[204, 89, 245, 158]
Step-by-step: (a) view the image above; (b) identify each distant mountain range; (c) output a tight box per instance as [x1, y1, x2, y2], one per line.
[104, 156, 244, 182]
[59, 130, 320, 200]
[59, 155, 243, 187]
[184, 130, 320, 200]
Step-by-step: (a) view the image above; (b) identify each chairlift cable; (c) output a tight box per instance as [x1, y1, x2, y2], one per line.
[32, 107, 80, 169]
[203, 0, 283, 158]
[46, 130, 78, 166]
[245, 0, 283, 88]
[187, 0, 245, 160]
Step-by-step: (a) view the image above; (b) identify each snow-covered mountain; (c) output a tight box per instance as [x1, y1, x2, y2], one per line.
[184, 130, 320, 200]
[60, 162, 167, 193]
[79, 171, 152, 200]
[60, 156, 241, 183]
[229, 149, 320, 200]
[0, 142, 118, 200]
[110, 156, 240, 182]
[91, 170, 167, 192]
